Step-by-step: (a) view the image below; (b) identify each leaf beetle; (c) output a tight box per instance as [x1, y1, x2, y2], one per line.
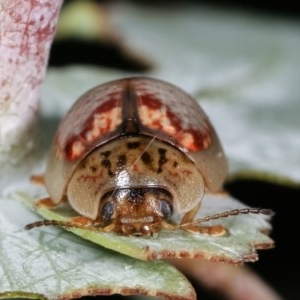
[26, 77, 271, 236]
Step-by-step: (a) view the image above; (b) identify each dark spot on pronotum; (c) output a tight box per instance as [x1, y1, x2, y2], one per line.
[101, 158, 111, 169]
[101, 151, 111, 158]
[90, 166, 97, 172]
[101, 158, 114, 177]
[127, 141, 140, 149]
[157, 148, 167, 173]
[80, 161, 86, 169]
[173, 161, 178, 168]
[117, 154, 127, 168]
[141, 151, 152, 165]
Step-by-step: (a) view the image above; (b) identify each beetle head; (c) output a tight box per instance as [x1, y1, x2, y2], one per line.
[99, 187, 173, 236]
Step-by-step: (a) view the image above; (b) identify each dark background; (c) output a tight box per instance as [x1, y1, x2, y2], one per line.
[50, 1, 300, 299]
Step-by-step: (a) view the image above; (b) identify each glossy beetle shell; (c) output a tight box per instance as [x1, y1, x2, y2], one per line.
[45, 77, 227, 230]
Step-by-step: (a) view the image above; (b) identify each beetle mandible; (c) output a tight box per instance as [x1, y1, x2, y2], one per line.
[26, 77, 271, 236]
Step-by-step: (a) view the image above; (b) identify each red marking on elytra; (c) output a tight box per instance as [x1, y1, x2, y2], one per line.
[138, 94, 212, 152]
[63, 98, 121, 161]
[141, 94, 163, 110]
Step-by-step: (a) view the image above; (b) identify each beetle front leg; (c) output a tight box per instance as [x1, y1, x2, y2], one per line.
[67, 216, 116, 233]
[34, 196, 68, 209]
[34, 197, 58, 208]
[180, 205, 228, 237]
[181, 202, 201, 224]
[182, 224, 228, 236]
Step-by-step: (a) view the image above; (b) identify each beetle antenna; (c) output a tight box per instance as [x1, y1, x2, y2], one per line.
[179, 208, 274, 229]
[24, 220, 103, 231]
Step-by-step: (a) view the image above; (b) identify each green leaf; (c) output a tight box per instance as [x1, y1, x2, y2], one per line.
[0, 291, 47, 300]
[0, 197, 195, 300]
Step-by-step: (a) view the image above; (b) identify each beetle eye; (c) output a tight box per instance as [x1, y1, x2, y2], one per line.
[101, 201, 115, 224]
[160, 200, 173, 219]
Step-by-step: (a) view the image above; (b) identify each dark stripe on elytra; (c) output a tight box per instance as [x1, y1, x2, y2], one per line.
[127, 141, 140, 149]
[157, 148, 167, 173]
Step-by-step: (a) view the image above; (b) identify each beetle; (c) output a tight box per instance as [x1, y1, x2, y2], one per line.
[26, 77, 271, 237]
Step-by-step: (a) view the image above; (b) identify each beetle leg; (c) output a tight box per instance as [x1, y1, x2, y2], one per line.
[30, 174, 45, 185]
[66, 216, 115, 233]
[68, 216, 95, 226]
[179, 208, 273, 236]
[35, 195, 68, 208]
[35, 197, 57, 208]
[182, 224, 228, 236]
[181, 202, 201, 224]
[180, 203, 228, 236]
[162, 219, 227, 236]
[161, 221, 176, 230]
[161, 203, 227, 236]
[101, 223, 115, 232]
